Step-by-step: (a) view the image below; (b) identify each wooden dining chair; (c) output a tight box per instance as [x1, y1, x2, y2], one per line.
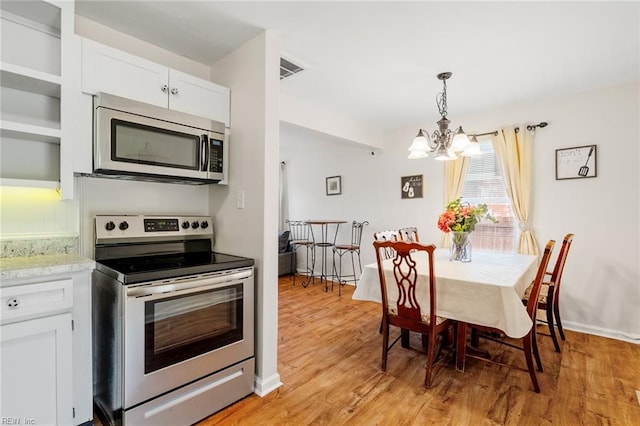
[373, 240, 454, 388]
[373, 229, 400, 260]
[464, 240, 555, 393]
[398, 226, 420, 243]
[523, 233, 574, 352]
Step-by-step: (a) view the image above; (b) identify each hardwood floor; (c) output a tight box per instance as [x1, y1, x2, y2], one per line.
[198, 275, 640, 425]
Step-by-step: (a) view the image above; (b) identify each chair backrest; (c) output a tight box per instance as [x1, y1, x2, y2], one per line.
[373, 229, 400, 260]
[286, 220, 312, 243]
[398, 227, 420, 243]
[525, 240, 555, 321]
[373, 240, 437, 327]
[349, 220, 369, 247]
[549, 233, 574, 296]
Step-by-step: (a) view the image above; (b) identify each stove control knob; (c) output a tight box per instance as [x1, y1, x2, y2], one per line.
[181, 221, 190, 229]
[200, 221, 209, 229]
[191, 221, 200, 229]
[119, 221, 129, 231]
[105, 221, 116, 231]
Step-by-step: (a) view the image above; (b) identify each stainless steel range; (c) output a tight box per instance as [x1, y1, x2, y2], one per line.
[92, 215, 255, 426]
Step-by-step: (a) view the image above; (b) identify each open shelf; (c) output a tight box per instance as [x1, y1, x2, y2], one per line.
[0, 62, 61, 97]
[0, 123, 61, 144]
[0, 178, 59, 190]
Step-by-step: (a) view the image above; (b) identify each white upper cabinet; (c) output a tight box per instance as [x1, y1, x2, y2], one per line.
[81, 38, 167, 108]
[169, 69, 230, 125]
[81, 38, 230, 126]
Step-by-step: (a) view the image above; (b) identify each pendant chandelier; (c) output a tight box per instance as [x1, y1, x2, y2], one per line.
[408, 72, 481, 161]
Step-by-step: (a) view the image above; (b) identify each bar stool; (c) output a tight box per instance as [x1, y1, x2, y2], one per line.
[332, 220, 369, 296]
[286, 220, 315, 287]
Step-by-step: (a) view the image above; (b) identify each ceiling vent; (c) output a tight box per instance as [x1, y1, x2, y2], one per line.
[280, 56, 306, 81]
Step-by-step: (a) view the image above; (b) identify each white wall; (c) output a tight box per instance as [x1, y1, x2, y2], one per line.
[280, 94, 384, 149]
[77, 177, 209, 257]
[0, 187, 79, 237]
[209, 31, 282, 396]
[282, 81, 640, 342]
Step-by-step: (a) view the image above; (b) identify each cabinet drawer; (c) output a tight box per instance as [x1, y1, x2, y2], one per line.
[0, 278, 73, 324]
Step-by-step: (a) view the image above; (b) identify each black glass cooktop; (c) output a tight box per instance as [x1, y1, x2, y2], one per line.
[96, 251, 254, 285]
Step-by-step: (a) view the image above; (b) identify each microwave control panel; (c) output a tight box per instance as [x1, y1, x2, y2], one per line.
[210, 139, 224, 173]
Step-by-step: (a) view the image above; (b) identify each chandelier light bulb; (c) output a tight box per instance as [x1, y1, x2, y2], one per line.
[451, 126, 471, 152]
[434, 144, 453, 161]
[461, 135, 482, 157]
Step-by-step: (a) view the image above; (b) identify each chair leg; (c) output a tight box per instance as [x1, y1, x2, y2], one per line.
[554, 295, 566, 341]
[349, 251, 357, 286]
[546, 293, 561, 352]
[523, 334, 541, 393]
[381, 319, 389, 371]
[424, 331, 437, 388]
[291, 248, 298, 286]
[400, 328, 410, 348]
[308, 245, 316, 287]
[531, 326, 543, 372]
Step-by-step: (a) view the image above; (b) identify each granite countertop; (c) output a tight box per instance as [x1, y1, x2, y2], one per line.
[0, 254, 95, 281]
[0, 235, 95, 282]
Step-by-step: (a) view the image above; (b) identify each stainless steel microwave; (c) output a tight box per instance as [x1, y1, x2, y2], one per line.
[93, 92, 227, 184]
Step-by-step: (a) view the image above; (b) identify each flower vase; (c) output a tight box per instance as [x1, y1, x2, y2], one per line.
[450, 232, 471, 262]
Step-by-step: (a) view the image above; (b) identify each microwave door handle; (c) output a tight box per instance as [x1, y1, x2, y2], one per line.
[200, 134, 209, 171]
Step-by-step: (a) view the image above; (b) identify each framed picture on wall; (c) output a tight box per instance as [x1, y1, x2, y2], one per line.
[555, 145, 597, 180]
[401, 175, 423, 199]
[326, 175, 342, 195]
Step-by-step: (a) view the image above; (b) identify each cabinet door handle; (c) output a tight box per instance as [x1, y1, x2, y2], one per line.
[161, 84, 169, 93]
[170, 87, 179, 95]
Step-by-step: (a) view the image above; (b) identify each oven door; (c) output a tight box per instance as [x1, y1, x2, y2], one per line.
[123, 267, 254, 409]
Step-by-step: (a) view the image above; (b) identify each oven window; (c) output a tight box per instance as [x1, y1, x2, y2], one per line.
[111, 119, 200, 170]
[144, 284, 243, 374]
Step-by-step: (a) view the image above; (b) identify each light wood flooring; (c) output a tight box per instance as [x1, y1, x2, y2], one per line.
[198, 275, 640, 425]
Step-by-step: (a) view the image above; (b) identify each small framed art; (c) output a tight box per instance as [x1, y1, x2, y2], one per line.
[326, 175, 342, 195]
[555, 145, 597, 180]
[401, 175, 423, 199]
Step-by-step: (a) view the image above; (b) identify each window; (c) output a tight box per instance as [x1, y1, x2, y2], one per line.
[461, 140, 516, 252]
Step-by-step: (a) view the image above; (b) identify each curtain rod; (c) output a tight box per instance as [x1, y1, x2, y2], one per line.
[472, 121, 548, 137]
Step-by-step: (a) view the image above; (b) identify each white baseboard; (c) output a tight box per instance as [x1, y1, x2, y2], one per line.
[562, 320, 640, 344]
[253, 373, 282, 397]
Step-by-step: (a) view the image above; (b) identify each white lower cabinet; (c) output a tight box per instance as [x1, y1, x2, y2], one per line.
[0, 313, 73, 425]
[0, 270, 93, 426]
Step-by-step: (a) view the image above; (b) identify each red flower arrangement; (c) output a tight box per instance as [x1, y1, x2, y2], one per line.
[437, 197, 497, 233]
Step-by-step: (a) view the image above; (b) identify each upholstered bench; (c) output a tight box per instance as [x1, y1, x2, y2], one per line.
[278, 230, 295, 276]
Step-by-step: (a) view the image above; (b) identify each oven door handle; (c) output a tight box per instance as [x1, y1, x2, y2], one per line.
[127, 269, 252, 298]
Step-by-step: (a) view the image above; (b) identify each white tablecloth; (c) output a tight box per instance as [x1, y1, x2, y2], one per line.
[353, 249, 538, 338]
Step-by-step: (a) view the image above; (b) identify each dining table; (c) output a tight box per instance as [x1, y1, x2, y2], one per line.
[352, 248, 538, 371]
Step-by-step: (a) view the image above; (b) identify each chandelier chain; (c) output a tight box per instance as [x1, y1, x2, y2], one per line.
[436, 78, 448, 118]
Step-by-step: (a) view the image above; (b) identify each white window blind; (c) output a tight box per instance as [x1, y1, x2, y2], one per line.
[461, 140, 516, 252]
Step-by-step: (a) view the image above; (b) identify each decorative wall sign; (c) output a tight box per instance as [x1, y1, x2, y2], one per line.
[555, 145, 597, 180]
[401, 175, 423, 199]
[326, 175, 342, 195]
